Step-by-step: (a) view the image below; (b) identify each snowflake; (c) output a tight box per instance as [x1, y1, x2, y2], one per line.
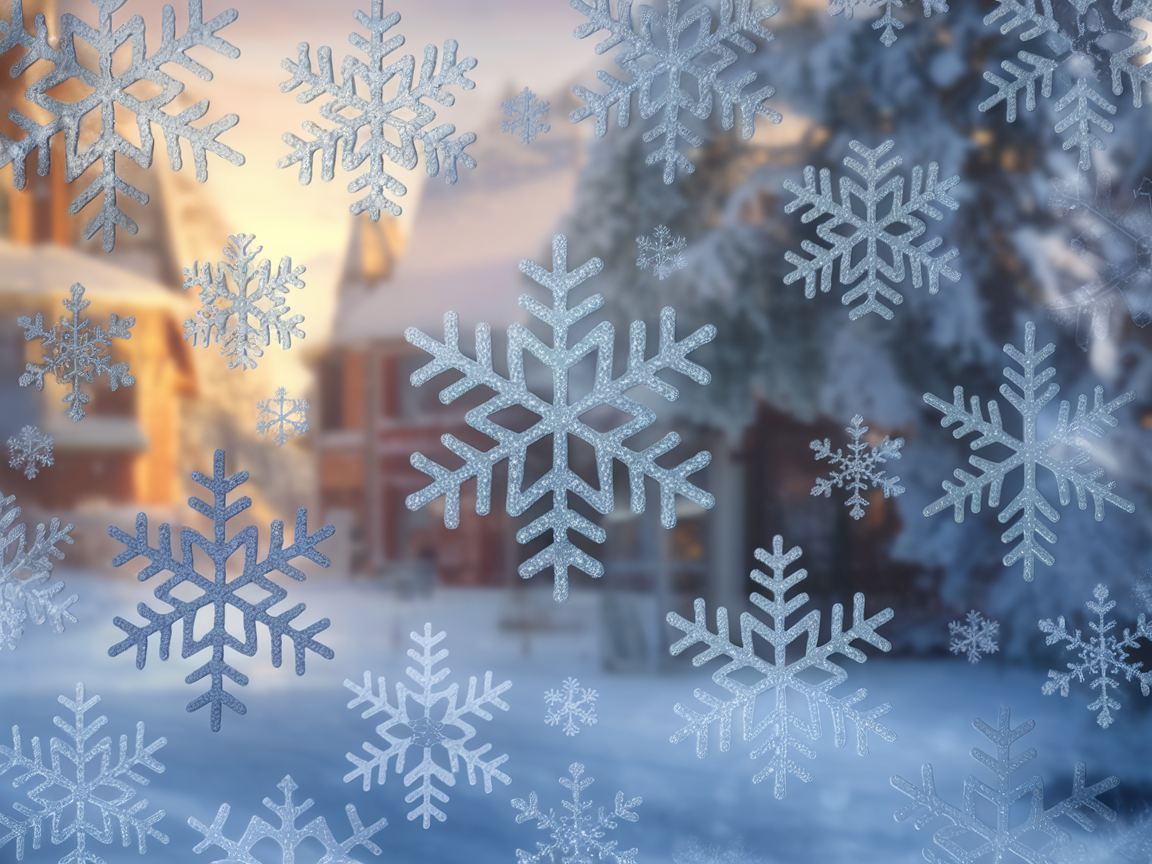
[828, 0, 950, 47]
[107, 448, 335, 731]
[256, 387, 310, 446]
[809, 414, 904, 520]
[924, 320, 1135, 582]
[667, 535, 895, 798]
[544, 676, 598, 736]
[502, 86, 551, 145]
[278, 1, 478, 221]
[344, 623, 512, 828]
[892, 706, 1119, 862]
[1117, 810, 1152, 863]
[18, 283, 135, 422]
[569, 0, 781, 184]
[182, 234, 307, 371]
[0, 491, 74, 651]
[1040, 582, 1152, 728]
[948, 609, 1000, 663]
[405, 234, 715, 603]
[0, 683, 167, 864]
[6, 425, 53, 480]
[512, 762, 642, 864]
[636, 225, 688, 280]
[783, 139, 961, 320]
[0, 0, 243, 252]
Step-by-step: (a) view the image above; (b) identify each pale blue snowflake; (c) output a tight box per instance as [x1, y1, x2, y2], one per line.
[6, 425, 53, 480]
[810, 414, 904, 520]
[502, 87, 551, 145]
[256, 387, 309, 446]
[637, 225, 688, 280]
[545, 677, 598, 736]
[828, 1, 949, 46]
[949, 609, 1000, 664]
[0, 491, 74, 651]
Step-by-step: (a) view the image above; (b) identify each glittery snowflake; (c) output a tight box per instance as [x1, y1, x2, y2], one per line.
[0, 683, 167, 864]
[502, 86, 551, 145]
[18, 283, 135, 422]
[405, 234, 715, 603]
[256, 387, 309, 446]
[0, 491, 73, 651]
[182, 234, 307, 371]
[512, 762, 642, 864]
[810, 414, 904, 520]
[949, 609, 1000, 664]
[892, 706, 1119, 862]
[0, 0, 243, 252]
[107, 449, 335, 731]
[667, 535, 895, 798]
[924, 321, 1135, 582]
[279, 1, 478, 220]
[6, 425, 53, 480]
[828, 0, 949, 46]
[344, 623, 512, 828]
[783, 139, 961, 320]
[636, 225, 688, 280]
[544, 677, 598, 736]
[569, 0, 781, 184]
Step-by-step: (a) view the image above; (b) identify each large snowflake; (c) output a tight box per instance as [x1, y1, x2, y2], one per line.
[502, 87, 551, 145]
[783, 139, 961, 320]
[667, 535, 895, 798]
[256, 387, 310, 446]
[279, 1, 478, 220]
[0, 491, 74, 651]
[107, 448, 335, 731]
[924, 320, 1135, 582]
[0, 0, 243, 252]
[0, 683, 167, 864]
[569, 0, 781, 184]
[19, 283, 135, 422]
[405, 234, 715, 603]
[828, 0, 950, 47]
[544, 676, 599, 736]
[6, 425, 53, 480]
[892, 706, 1119, 862]
[810, 414, 904, 520]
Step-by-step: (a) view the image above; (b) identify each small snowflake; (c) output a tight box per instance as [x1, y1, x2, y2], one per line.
[512, 762, 642, 864]
[948, 609, 1000, 664]
[810, 414, 904, 520]
[828, 1, 949, 47]
[0, 491, 74, 651]
[6, 425, 53, 480]
[502, 86, 551, 145]
[18, 283, 135, 422]
[544, 677, 598, 736]
[636, 225, 689, 280]
[1117, 810, 1152, 863]
[344, 623, 512, 828]
[189, 775, 386, 864]
[0, 683, 167, 864]
[256, 387, 309, 446]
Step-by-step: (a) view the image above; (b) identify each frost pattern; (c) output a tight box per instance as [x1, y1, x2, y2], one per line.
[0, 492, 74, 651]
[667, 535, 895, 798]
[256, 387, 310, 446]
[636, 225, 688, 280]
[1040, 582, 1152, 728]
[924, 321, 1136, 581]
[279, 1, 478, 220]
[18, 283, 135, 422]
[892, 706, 1119, 862]
[512, 762, 641, 864]
[810, 414, 904, 520]
[344, 623, 512, 828]
[569, 0, 781, 183]
[502, 86, 551, 145]
[6, 425, 53, 480]
[0, 683, 167, 864]
[544, 677, 598, 736]
[783, 139, 960, 320]
[405, 234, 715, 602]
[949, 610, 1000, 664]
[107, 449, 335, 731]
[0, 0, 243, 252]
[828, 0, 950, 47]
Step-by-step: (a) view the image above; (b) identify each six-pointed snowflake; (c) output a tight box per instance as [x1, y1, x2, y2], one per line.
[6, 425, 53, 480]
[949, 609, 1000, 663]
[0, 0, 244, 252]
[405, 234, 715, 603]
[344, 623, 512, 828]
[783, 139, 961, 320]
[279, 1, 478, 220]
[667, 535, 895, 798]
[636, 225, 688, 280]
[892, 706, 1119, 862]
[810, 414, 904, 520]
[569, 0, 781, 184]
[0, 683, 167, 864]
[829, 1, 949, 46]
[924, 320, 1135, 582]
[545, 676, 599, 736]
[0, 491, 74, 651]
[512, 762, 642, 864]
[256, 387, 310, 446]
[107, 449, 335, 731]
[18, 283, 135, 422]
[1040, 582, 1152, 728]
[503, 86, 551, 145]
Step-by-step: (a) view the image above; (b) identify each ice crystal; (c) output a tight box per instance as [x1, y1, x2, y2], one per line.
[1117, 811, 1152, 863]
[828, 0, 949, 46]
[1040, 582, 1152, 728]
[783, 139, 961, 320]
[182, 234, 306, 371]
[6, 425, 53, 480]
[18, 283, 135, 422]
[948, 609, 1000, 664]
[512, 762, 641, 864]
[344, 623, 512, 828]
[569, 0, 781, 184]
[0, 0, 243, 252]
[502, 87, 551, 145]
[256, 387, 309, 446]
[892, 706, 1119, 862]
[636, 225, 688, 280]
[107, 448, 335, 731]
[405, 234, 715, 602]
[0, 683, 167, 864]
[810, 414, 904, 520]
[279, 1, 478, 220]
[924, 320, 1135, 581]
[0, 491, 74, 651]
[667, 535, 895, 798]
[544, 676, 598, 736]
